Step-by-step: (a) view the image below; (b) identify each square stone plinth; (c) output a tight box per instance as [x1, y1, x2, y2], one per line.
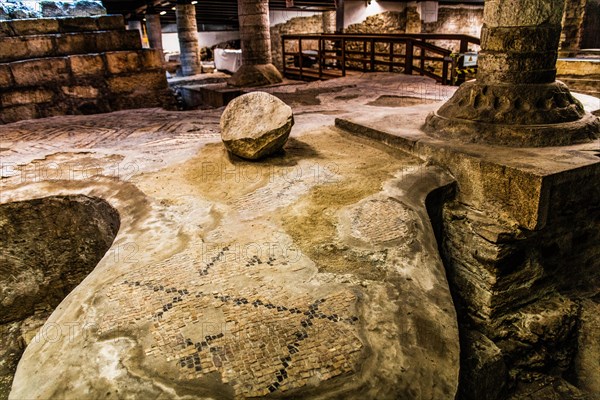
[335, 103, 600, 231]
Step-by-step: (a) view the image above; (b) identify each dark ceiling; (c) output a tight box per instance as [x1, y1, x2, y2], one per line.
[101, 0, 484, 30]
[102, 0, 338, 29]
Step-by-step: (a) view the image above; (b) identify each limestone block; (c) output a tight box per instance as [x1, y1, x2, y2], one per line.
[480, 25, 561, 53]
[55, 33, 91, 55]
[111, 91, 168, 110]
[575, 300, 600, 396]
[105, 51, 140, 74]
[107, 71, 167, 94]
[220, 91, 294, 160]
[68, 53, 104, 76]
[0, 64, 13, 86]
[1, 89, 54, 106]
[0, 90, 51, 108]
[95, 30, 141, 53]
[9, 18, 59, 36]
[0, 36, 54, 63]
[460, 330, 506, 400]
[484, 0, 564, 27]
[0, 104, 37, 123]
[477, 51, 558, 84]
[58, 16, 98, 32]
[95, 15, 124, 31]
[139, 49, 163, 70]
[61, 86, 99, 98]
[10, 58, 69, 86]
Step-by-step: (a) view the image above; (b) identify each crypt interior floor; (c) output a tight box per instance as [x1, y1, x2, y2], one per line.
[1, 73, 598, 400]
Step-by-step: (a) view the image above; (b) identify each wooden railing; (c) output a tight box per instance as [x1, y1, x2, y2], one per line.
[281, 33, 480, 85]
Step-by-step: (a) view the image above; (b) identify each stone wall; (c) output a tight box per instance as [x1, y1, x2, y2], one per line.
[581, 0, 600, 48]
[0, 15, 174, 124]
[345, 12, 407, 72]
[422, 5, 483, 52]
[559, 0, 588, 57]
[437, 161, 600, 398]
[345, 11, 406, 34]
[270, 13, 328, 71]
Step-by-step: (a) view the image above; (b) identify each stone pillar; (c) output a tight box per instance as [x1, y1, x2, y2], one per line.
[176, 0, 201, 76]
[424, 0, 599, 147]
[322, 10, 336, 34]
[228, 0, 283, 87]
[335, 0, 344, 33]
[145, 11, 164, 55]
[405, 1, 422, 34]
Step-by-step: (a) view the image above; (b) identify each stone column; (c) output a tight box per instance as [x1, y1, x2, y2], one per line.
[322, 10, 336, 34]
[405, 1, 422, 34]
[176, 0, 201, 76]
[424, 0, 599, 147]
[229, 0, 283, 87]
[335, 0, 344, 33]
[145, 10, 164, 55]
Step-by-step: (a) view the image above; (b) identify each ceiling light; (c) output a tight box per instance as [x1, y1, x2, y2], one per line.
[191, 1, 198, 4]
[159, 10, 167, 15]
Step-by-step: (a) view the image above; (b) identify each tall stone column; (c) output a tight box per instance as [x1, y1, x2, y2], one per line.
[424, 0, 599, 147]
[229, 0, 283, 87]
[176, 0, 201, 76]
[145, 10, 164, 55]
[335, 0, 344, 33]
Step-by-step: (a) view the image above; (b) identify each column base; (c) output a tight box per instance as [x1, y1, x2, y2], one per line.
[228, 64, 283, 87]
[423, 80, 600, 147]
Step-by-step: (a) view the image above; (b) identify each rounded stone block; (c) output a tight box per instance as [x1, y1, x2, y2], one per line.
[434, 81, 585, 125]
[424, 80, 599, 147]
[220, 91, 293, 160]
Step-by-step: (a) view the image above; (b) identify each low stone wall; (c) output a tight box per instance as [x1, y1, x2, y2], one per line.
[0, 15, 174, 124]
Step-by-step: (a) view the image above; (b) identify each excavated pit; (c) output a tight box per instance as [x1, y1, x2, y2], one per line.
[0, 195, 120, 399]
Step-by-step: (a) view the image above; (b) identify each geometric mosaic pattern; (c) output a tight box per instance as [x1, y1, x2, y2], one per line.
[100, 246, 363, 399]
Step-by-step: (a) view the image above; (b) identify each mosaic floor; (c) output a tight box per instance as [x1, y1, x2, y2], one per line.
[2, 74, 461, 400]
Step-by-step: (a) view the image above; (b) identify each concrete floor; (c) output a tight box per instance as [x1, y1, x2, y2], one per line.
[1, 73, 598, 399]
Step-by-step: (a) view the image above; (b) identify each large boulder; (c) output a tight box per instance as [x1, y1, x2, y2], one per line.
[220, 91, 293, 160]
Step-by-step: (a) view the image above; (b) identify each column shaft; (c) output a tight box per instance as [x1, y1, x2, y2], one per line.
[145, 13, 164, 54]
[176, 2, 201, 76]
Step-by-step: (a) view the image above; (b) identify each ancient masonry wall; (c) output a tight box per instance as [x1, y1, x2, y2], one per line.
[439, 165, 600, 398]
[270, 13, 334, 71]
[559, 0, 588, 56]
[0, 15, 174, 124]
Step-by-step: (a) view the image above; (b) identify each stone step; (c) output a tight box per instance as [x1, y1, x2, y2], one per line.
[0, 49, 172, 123]
[0, 15, 124, 37]
[0, 30, 142, 63]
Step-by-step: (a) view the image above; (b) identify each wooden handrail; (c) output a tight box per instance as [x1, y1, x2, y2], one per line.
[281, 33, 477, 85]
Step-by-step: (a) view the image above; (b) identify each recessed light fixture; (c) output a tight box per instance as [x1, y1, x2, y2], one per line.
[171, 6, 176, 10]
[191, 1, 198, 4]
[159, 10, 167, 15]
